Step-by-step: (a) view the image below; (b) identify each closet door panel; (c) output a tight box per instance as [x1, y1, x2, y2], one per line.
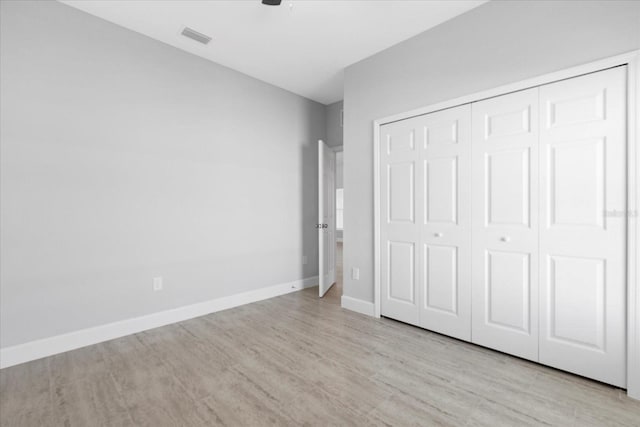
[485, 250, 532, 333]
[419, 104, 472, 341]
[387, 162, 415, 223]
[539, 66, 627, 387]
[485, 147, 531, 227]
[471, 88, 539, 361]
[380, 118, 421, 325]
[425, 156, 458, 224]
[424, 244, 458, 314]
[387, 241, 416, 304]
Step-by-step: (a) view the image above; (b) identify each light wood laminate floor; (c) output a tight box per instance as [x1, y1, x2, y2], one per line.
[2, 246, 640, 426]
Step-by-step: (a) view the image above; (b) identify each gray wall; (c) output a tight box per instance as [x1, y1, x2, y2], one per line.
[325, 101, 343, 147]
[0, 1, 325, 348]
[343, 0, 640, 302]
[325, 101, 343, 239]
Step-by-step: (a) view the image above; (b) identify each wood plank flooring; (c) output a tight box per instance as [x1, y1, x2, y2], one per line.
[2, 245, 640, 426]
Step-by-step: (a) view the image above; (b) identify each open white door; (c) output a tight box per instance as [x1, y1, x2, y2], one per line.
[318, 140, 336, 297]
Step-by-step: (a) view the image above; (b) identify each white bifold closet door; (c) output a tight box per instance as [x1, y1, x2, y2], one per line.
[538, 67, 627, 387]
[419, 105, 472, 340]
[380, 104, 472, 339]
[380, 117, 421, 325]
[471, 88, 540, 361]
[379, 66, 627, 387]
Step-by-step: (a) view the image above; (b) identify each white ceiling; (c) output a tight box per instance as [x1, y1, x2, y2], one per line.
[60, 0, 486, 105]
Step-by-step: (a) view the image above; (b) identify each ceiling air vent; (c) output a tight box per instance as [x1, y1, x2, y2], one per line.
[180, 27, 212, 45]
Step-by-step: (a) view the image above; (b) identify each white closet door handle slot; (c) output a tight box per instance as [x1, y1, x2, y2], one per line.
[434, 232, 443, 237]
[500, 236, 511, 242]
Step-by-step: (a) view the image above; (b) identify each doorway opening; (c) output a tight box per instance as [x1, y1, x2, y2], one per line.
[332, 150, 344, 303]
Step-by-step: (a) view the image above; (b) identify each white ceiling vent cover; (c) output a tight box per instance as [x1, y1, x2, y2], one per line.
[180, 27, 212, 45]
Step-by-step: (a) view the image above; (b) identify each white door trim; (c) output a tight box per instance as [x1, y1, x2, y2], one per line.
[372, 50, 640, 399]
[627, 54, 640, 400]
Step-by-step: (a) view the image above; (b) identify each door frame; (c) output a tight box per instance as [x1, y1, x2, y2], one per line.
[372, 50, 640, 399]
[332, 145, 344, 244]
[328, 144, 343, 293]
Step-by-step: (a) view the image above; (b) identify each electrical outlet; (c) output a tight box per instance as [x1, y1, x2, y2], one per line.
[153, 276, 163, 291]
[351, 267, 360, 280]
[302, 255, 308, 265]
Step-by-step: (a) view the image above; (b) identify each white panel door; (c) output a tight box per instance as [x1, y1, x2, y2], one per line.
[418, 104, 472, 341]
[471, 88, 540, 361]
[380, 117, 421, 325]
[539, 67, 627, 387]
[318, 140, 336, 297]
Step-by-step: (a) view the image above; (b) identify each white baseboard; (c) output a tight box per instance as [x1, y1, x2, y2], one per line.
[341, 295, 375, 317]
[0, 276, 318, 369]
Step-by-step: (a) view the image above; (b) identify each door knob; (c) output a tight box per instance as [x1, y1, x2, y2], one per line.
[434, 232, 443, 237]
[500, 236, 511, 242]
